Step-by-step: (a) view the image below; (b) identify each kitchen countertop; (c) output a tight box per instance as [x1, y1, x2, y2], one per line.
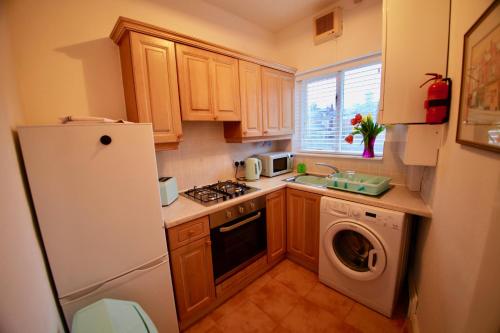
[162, 173, 432, 228]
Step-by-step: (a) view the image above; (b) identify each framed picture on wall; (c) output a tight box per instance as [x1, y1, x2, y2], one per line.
[456, 0, 500, 153]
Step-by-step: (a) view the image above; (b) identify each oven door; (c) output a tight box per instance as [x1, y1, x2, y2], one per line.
[210, 209, 267, 283]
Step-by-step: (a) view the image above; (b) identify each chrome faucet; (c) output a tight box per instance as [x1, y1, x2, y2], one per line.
[315, 163, 340, 177]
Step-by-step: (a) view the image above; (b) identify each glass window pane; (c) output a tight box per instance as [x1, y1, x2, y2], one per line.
[300, 62, 385, 156]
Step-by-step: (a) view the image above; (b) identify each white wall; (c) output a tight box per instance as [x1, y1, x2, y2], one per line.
[4, 0, 281, 191]
[274, 0, 407, 183]
[414, 0, 500, 332]
[0, 7, 63, 333]
[275, 0, 382, 72]
[4, 0, 278, 125]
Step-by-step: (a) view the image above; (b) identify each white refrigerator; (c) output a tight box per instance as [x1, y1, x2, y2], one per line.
[18, 123, 179, 333]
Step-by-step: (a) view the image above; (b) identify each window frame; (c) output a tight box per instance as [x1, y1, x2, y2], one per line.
[295, 58, 384, 158]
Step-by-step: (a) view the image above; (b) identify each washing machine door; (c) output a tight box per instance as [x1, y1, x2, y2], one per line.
[323, 221, 386, 281]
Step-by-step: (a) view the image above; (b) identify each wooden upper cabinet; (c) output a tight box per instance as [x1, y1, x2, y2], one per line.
[176, 44, 240, 121]
[170, 235, 216, 321]
[176, 45, 213, 121]
[239, 60, 263, 137]
[286, 188, 320, 272]
[262, 67, 295, 136]
[380, 0, 450, 124]
[118, 32, 182, 150]
[266, 189, 286, 264]
[280, 73, 294, 135]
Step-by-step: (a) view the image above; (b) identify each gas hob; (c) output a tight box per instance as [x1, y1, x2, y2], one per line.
[181, 180, 259, 206]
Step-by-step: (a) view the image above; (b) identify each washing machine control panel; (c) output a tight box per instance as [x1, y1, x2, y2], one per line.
[322, 197, 406, 230]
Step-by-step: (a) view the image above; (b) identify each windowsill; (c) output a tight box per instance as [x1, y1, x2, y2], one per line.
[294, 151, 384, 161]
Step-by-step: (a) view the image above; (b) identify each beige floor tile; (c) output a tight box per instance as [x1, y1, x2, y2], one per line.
[305, 282, 355, 320]
[249, 278, 301, 322]
[216, 300, 277, 333]
[273, 262, 318, 296]
[344, 303, 405, 333]
[280, 299, 356, 333]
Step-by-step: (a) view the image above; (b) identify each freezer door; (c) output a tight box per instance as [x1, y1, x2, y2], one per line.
[61, 257, 179, 333]
[18, 124, 167, 297]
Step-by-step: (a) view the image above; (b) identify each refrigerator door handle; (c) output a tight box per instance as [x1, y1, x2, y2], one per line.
[60, 255, 168, 303]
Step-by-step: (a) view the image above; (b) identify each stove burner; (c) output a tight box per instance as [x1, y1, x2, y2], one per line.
[182, 180, 258, 206]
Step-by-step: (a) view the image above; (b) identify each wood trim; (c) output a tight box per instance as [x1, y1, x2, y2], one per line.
[110, 16, 297, 74]
[223, 132, 292, 143]
[155, 142, 180, 151]
[167, 216, 209, 251]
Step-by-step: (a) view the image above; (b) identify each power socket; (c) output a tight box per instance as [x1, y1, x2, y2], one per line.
[239, 160, 245, 166]
[234, 161, 240, 167]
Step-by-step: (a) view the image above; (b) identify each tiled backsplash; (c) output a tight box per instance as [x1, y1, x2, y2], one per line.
[155, 122, 278, 190]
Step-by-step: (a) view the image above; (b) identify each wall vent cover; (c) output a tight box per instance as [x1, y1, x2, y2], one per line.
[313, 8, 343, 44]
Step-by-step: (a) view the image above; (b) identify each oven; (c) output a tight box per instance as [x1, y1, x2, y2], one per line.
[209, 196, 267, 284]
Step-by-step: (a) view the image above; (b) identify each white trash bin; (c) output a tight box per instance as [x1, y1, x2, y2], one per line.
[72, 299, 158, 333]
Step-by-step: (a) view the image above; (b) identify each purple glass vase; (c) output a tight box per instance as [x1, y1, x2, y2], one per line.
[362, 136, 376, 158]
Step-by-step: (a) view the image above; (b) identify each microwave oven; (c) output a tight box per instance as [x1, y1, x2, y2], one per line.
[257, 152, 294, 177]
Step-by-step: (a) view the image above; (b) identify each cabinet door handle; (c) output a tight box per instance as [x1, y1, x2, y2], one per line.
[205, 239, 212, 246]
[263, 130, 269, 134]
[214, 116, 218, 120]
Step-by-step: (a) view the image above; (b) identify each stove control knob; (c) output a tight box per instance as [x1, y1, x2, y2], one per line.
[226, 211, 232, 219]
[238, 206, 245, 214]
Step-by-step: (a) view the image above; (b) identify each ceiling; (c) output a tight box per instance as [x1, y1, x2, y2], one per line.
[203, 0, 336, 32]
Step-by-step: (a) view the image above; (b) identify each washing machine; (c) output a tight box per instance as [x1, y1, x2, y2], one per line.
[319, 196, 410, 317]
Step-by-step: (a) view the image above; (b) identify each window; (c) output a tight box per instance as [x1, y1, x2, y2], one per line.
[299, 62, 385, 156]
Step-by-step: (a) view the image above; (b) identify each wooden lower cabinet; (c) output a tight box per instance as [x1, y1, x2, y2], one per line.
[170, 235, 216, 322]
[286, 188, 321, 272]
[266, 189, 286, 264]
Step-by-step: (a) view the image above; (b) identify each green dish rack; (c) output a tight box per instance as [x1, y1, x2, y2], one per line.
[327, 172, 391, 196]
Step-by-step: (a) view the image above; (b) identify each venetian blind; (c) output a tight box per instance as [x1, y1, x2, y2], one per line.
[300, 62, 384, 155]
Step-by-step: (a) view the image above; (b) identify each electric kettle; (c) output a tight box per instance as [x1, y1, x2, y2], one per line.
[245, 157, 262, 181]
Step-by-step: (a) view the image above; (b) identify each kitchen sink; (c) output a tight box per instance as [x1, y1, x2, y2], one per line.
[283, 174, 329, 188]
[284, 172, 392, 196]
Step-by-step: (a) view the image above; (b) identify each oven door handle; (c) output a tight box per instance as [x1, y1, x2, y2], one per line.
[219, 212, 262, 233]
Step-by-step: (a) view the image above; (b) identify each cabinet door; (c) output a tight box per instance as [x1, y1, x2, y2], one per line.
[280, 73, 294, 135]
[286, 189, 320, 272]
[239, 60, 263, 137]
[380, 0, 450, 124]
[212, 54, 241, 121]
[170, 236, 216, 320]
[176, 44, 214, 121]
[266, 189, 286, 264]
[262, 67, 282, 136]
[129, 32, 182, 144]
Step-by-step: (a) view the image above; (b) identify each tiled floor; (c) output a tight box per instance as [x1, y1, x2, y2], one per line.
[184, 259, 408, 333]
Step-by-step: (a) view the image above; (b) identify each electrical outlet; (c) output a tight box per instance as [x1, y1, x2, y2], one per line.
[239, 160, 245, 166]
[234, 161, 240, 167]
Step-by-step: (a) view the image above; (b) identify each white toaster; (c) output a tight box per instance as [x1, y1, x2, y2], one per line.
[159, 177, 178, 206]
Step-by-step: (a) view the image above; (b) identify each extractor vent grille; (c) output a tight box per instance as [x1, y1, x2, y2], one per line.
[313, 8, 343, 44]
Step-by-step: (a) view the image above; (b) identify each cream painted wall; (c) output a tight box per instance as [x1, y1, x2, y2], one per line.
[414, 0, 500, 332]
[4, 0, 281, 192]
[0, 7, 63, 333]
[275, 0, 382, 72]
[274, 0, 406, 183]
[5, 0, 278, 125]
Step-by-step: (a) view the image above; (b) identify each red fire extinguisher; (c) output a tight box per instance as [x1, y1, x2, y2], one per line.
[420, 73, 452, 124]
